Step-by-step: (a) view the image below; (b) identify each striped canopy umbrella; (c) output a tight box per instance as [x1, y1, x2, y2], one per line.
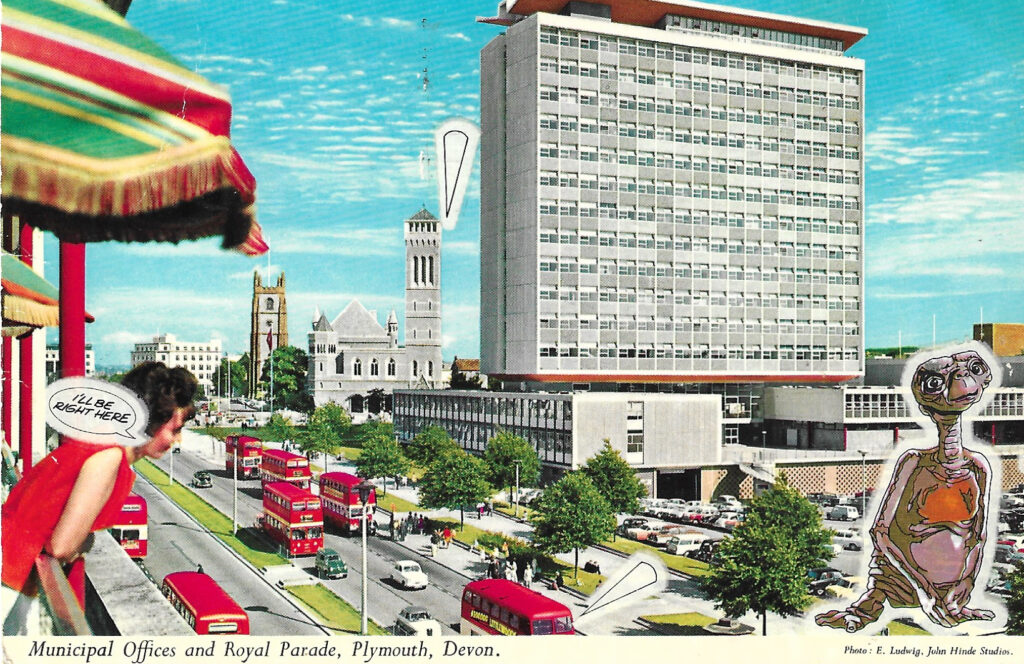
[1, 251, 94, 337]
[1, 0, 267, 255]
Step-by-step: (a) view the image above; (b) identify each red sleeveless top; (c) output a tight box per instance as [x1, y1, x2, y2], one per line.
[2, 440, 136, 592]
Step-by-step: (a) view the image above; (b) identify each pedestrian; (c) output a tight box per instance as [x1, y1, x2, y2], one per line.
[553, 569, 564, 592]
[500, 541, 509, 559]
[488, 557, 500, 580]
[442, 526, 452, 548]
[509, 559, 518, 583]
[2, 362, 198, 635]
[530, 558, 539, 580]
[196, 564, 204, 575]
[417, 515, 425, 535]
[504, 563, 515, 582]
[523, 564, 533, 588]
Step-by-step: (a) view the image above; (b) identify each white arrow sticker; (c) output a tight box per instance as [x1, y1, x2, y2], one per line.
[434, 117, 480, 231]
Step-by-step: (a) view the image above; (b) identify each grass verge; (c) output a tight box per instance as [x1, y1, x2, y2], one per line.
[601, 537, 711, 577]
[287, 584, 388, 635]
[376, 492, 419, 513]
[640, 612, 718, 635]
[886, 619, 931, 636]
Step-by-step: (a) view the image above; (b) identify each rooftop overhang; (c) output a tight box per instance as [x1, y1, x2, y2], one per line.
[492, 0, 867, 51]
[489, 373, 861, 384]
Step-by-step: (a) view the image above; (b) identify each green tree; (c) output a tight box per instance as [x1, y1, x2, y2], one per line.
[418, 449, 493, 528]
[295, 404, 351, 470]
[353, 420, 393, 447]
[261, 413, 296, 444]
[258, 345, 313, 412]
[484, 430, 540, 508]
[354, 431, 410, 496]
[530, 471, 615, 578]
[406, 425, 460, 465]
[211, 357, 247, 398]
[1007, 560, 1024, 635]
[699, 476, 833, 635]
[581, 440, 647, 514]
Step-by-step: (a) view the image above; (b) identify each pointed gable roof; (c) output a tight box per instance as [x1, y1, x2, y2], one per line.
[408, 208, 436, 221]
[330, 300, 387, 338]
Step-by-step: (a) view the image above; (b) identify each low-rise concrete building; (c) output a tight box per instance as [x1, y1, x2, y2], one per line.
[393, 388, 720, 495]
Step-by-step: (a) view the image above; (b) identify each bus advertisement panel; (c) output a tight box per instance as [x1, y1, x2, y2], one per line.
[225, 435, 262, 479]
[460, 579, 575, 636]
[110, 492, 147, 558]
[260, 448, 311, 489]
[161, 572, 249, 635]
[319, 472, 376, 535]
[262, 481, 324, 556]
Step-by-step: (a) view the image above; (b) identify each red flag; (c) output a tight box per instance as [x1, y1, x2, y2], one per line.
[266, 327, 273, 351]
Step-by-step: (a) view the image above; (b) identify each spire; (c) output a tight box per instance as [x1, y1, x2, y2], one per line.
[313, 305, 321, 322]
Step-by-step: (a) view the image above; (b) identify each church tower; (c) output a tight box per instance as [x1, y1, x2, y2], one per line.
[404, 209, 442, 387]
[249, 271, 288, 397]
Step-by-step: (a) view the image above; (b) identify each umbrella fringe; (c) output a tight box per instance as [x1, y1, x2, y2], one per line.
[2, 139, 254, 219]
[2, 295, 60, 329]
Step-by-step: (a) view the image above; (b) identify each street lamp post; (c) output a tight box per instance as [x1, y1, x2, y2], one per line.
[513, 460, 521, 519]
[761, 429, 767, 448]
[232, 443, 238, 535]
[356, 480, 374, 635]
[858, 450, 868, 511]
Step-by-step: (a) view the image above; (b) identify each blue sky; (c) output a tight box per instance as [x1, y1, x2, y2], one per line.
[43, 0, 1023, 368]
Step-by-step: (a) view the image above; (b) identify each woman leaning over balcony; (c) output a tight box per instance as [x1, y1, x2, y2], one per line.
[1, 362, 197, 635]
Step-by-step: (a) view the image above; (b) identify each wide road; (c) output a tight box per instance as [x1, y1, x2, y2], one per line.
[133, 475, 327, 636]
[150, 442, 469, 634]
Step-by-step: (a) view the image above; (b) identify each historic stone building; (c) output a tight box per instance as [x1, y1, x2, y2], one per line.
[249, 271, 288, 397]
[306, 209, 443, 416]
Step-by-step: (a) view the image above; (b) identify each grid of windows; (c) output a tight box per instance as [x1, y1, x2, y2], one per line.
[527, 23, 863, 375]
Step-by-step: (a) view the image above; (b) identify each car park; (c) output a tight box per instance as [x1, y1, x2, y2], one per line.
[686, 505, 720, 525]
[314, 548, 347, 579]
[190, 470, 212, 489]
[394, 606, 442, 636]
[824, 576, 864, 600]
[616, 517, 650, 534]
[390, 561, 428, 590]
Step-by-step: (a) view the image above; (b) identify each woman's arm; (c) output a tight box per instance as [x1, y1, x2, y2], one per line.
[45, 447, 123, 561]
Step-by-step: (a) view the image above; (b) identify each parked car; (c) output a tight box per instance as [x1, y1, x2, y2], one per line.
[824, 576, 865, 600]
[621, 522, 686, 545]
[314, 548, 347, 579]
[390, 561, 428, 590]
[713, 495, 742, 510]
[190, 470, 212, 489]
[828, 505, 860, 522]
[394, 606, 442, 636]
[997, 535, 1024, 553]
[807, 567, 846, 595]
[686, 505, 720, 525]
[807, 493, 839, 508]
[665, 532, 709, 556]
[693, 538, 723, 563]
[713, 511, 744, 531]
[616, 517, 650, 535]
[832, 528, 863, 551]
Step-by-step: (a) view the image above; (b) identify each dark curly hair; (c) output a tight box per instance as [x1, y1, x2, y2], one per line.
[121, 362, 198, 434]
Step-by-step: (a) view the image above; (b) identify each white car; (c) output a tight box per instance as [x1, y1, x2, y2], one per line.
[390, 560, 428, 590]
[394, 606, 442, 636]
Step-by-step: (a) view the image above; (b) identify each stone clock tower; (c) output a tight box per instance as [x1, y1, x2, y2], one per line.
[249, 271, 288, 397]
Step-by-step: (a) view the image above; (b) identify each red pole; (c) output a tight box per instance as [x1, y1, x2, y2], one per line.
[1, 337, 11, 447]
[18, 224, 34, 469]
[59, 242, 86, 378]
[59, 240, 86, 608]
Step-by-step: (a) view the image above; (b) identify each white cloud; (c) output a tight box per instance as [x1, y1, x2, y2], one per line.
[443, 240, 479, 255]
[381, 17, 416, 29]
[112, 240, 226, 258]
[252, 98, 286, 109]
[229, 264, 283, 281]
[868, 171, 1024, 281]
[102, 331, 154, 346]
[445, 32, 471, 42]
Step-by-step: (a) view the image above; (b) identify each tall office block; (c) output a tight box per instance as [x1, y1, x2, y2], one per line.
[480, 0, 866, 385]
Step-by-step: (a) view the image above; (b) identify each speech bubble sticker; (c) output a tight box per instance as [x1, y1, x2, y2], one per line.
[46, 377, 150, 446]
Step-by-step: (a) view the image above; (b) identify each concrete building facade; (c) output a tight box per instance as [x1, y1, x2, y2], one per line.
[480, 0, 866, 385]
[130, 333, 222, 394]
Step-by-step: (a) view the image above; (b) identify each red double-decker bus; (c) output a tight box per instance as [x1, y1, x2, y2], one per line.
[261, 448, 311, 489]
[110, 493, 147, 558]
[225, 435, 262, 479]
[319, 472, 376, 535]
[161, 572, 249, 635]
[460, 579, 575, 636]
[262, 481, 324, 556]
